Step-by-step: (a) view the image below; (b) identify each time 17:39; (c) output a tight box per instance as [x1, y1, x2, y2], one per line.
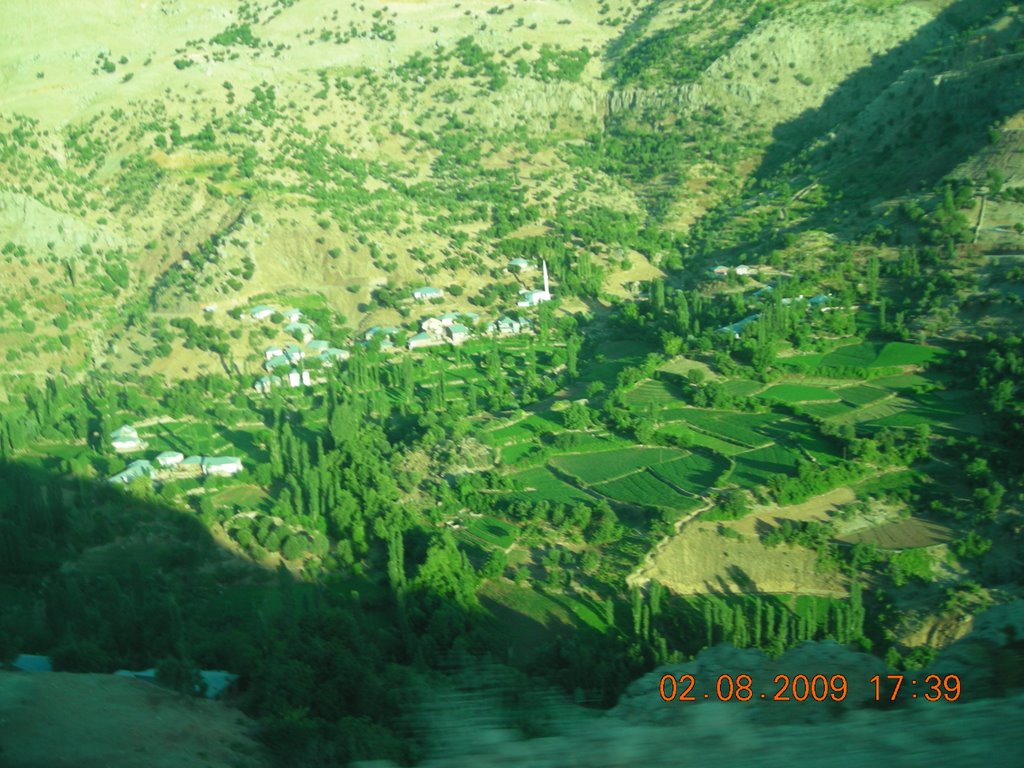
[870, 674, 961, 701]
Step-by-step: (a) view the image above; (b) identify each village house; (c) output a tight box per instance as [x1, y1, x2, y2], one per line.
[412, 286, 444, 301]
[284, 322, 315, 343]
[735, 264, 756, 276]
[265, 354, 290, 372]
[716, 313, 761, 339]
[250, 305, 276, 320]
[108, 459, 153, 485]
[179, 456, 205, 476]
[110, 425, 144, 453]
[487, 315, 529, 335]
[306, 339, 329, 353]
[287, 369, 312, 388]
[447, 323, 471, 345]
[9, 654, 52, 673]
[517, 260, 552, 307]
[711, 265, 730, 277]
[364, 326, 399, 341]
[156, 451, 184, 468]
[317, 348, 350, 367]
[284, 344, 305, 363]
[809, 293, 831, 308]
[508, 258, 533, 272]
[264, 346, 284, 361]
[280, 308, 302, 323]
[408, 331, 444, 350]
[203, 456, 244, 477]
[421, 317, 445, 335]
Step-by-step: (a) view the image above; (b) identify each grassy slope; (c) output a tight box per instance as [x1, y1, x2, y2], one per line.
[2, 0, 1020, 383]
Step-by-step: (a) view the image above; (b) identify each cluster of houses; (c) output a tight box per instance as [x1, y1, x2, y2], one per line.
[715, 292, 833, 338]
[244, 259, 552, 392]
[107, 425, 243, 485]
[246, 305, 351, 394]
[710, 264, 760, 278]
[408, 311, 477, 349]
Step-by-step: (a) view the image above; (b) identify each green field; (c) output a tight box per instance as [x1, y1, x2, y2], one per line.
[625, 379, 689, 405]
[722, 379, 764, 397]
[780, 342, 945, 373]
[480, 580, 607, 633]
[464, 516, 518, 548]
[501, 441, 541, 465]
[873, 342, 946, 367]
[509, 467, 593, 504]
[139, 421, 263, 461]
[799, 401, 859, 420]
[592, 469, 696, 509]
[838, 385, 890, 406]
[657, 423, 751, 456]
[481, 413, 562, 446]
[777, 352, 826, 371]
[650, 451, 729, 493]
[730, 444, 801, 486]
[211, 485, 267, 509]
[550, 446, 687, 485]
[663, 409, 776, 448]
[757, 384, 841, 403]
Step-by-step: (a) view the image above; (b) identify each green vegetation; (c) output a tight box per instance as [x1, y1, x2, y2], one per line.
[1, 0, 1022, 762]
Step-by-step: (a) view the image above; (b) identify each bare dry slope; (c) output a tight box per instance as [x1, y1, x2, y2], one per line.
[0, 671, 268, 768]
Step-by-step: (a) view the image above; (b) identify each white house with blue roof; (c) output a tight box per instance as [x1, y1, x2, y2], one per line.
[412, 286, 443, 301]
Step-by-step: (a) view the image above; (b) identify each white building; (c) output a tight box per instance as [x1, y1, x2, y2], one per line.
[517, 260, 552, 307]
[508, 258, 533, 273]
[413, 286, 444, 301]
[447, 323, 470, 345]
[110, 425, 144, 453]
[108, 459, 153, 485]
[287, 369, 312, 388]
[250, 305, 275, 320]
[203, 457, 243, 476]
[156, 451, 184, 468]
[408, 332, 444, 350]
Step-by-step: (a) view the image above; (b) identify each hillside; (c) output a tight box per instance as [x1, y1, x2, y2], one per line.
[1, 1, 1023, 766]
[1, 0, 1020, 380]
[0, 671, 269, 768]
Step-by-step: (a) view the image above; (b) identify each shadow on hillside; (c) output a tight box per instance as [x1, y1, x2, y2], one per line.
[0, 456, 620, 764]
[0, 458, 471, 764]
[750, 0, 1024, 239]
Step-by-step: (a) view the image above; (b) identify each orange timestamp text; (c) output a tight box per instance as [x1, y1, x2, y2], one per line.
[659, 673, 962, 703]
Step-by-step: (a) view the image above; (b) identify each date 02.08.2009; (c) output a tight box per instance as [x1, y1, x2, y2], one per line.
[659, 673, 962, 703]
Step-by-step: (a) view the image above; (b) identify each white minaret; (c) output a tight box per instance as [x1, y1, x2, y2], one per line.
[542, 259, 550, 298]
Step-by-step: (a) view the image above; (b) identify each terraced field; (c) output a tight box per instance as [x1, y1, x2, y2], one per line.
[650, 451, 730, 493]
[551, 446, 687, 484]
[592, 469, 695, 509]
[660, 409, 776, 447]
[509, 466, 594, 504]
[757, 384, 840, 403]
